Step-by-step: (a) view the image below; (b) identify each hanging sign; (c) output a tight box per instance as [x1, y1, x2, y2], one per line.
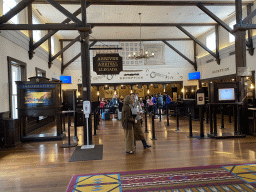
[93, 53, 123, 75]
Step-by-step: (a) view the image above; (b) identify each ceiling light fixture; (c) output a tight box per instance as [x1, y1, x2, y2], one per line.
[128, 13, 154, 60]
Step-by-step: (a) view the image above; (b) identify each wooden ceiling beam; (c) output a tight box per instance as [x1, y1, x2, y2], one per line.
[0, 0, 35, 24]
[59, 38, 192, 41]
[32, 0, 253, 6]
[32, 8, 82, 51]
[90, 23, 217, 27]
[50, 35, 81, 63]
[163, 40, 197, 69]
[62, 41, 97, 71]
[46, 0, 81, 24]
[0, 24, 91, 31]
[197, 4, 232, 33]
[177, 25, 217, 59]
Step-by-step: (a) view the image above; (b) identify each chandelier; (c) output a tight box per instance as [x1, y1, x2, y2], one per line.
[128, 13, 154, 60]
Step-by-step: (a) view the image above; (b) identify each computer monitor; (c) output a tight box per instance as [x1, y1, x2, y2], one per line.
[60, 76, 71, 84]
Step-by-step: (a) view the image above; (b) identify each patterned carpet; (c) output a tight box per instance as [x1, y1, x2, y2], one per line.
[66, 163, 256, 192]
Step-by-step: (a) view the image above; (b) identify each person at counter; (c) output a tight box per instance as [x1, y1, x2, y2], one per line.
[109, 95, 119, 120]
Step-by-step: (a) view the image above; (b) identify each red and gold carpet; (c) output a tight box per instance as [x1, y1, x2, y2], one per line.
[66, 163, 256, 192]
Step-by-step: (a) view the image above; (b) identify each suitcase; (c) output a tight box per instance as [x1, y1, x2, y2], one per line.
[118, 111, 122, 120]
[102, 112, 110, 120]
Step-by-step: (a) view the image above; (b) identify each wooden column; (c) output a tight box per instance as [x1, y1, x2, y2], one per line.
[60, 41, 64, 74]
[28, 4, 34, 60]
[80, 0, 92, 145]
[235, 0, 248, 134]
[48, 30, 52, 68]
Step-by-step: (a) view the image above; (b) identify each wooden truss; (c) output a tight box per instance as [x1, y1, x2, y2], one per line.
[0, 0, 255, 71]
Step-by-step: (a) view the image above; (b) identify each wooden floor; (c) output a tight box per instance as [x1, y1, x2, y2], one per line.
[1, 114, 256, 192]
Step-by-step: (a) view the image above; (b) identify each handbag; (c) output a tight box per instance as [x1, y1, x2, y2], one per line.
[131, 107, 139, 115]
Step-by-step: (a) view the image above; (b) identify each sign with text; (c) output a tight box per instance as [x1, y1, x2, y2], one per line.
[93, 54, 123, 75]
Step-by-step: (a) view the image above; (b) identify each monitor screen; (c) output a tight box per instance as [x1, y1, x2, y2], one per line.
[60, 76, 71, 84]
[25, 90, 53, 107]
[218, 88, 235, 101]
[188, 72, 200, 80]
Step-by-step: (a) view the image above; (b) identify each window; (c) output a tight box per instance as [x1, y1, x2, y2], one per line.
[51, 37, 55, 55]
[3, 0, 18, 24]
[206, 33, 216, 51]
[32, 17, 41, 42]
[35, 67, 46, 77]
[8, 57, 27, 119]
[229, 20, 236, 43]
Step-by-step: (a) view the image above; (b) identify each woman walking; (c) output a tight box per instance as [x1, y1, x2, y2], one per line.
[121, 95, 137, 154]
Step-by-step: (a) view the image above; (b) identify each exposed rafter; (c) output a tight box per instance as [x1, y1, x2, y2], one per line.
[46, 0, 81, 24]
[246, 4, 254, 55]
[32, 8, 82, 51]
[32, 0, 253, 6]
[90, 23, 217, 27]
[0, 0, 35, 24]
[62, 41, 97, 73]
[177, 26, 218, 60]
[59, 38, 192, 42]
[196, 4, 232, 33]
[162, 40, 197, 70]
[0, 24, 91, 30]
[50, 35, 81, 63]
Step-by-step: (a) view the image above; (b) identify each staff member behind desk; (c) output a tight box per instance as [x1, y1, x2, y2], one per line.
[131, 93, 151, 150]
[121, 95, 137, 154]
[109, 95, 119, 120]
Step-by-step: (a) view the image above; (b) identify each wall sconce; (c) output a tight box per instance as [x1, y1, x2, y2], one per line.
[250, 84, 254, 89]
[78, 92, 81, 96]
[97, 91, 99, 96]
[147, 89, 150, 94]
[181, 88, 184, 93]
[114, 91, 116, 95]
[191, 89, 194, 92]
[130, 90, 133, 93]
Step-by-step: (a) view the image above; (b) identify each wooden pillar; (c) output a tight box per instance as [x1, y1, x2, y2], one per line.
[60, 41, 64, 74]
[48, 30, 52, 69]
[80, 0, 92, 145]
[28, 4, 34, 60]
[235, 0, 248, 134]
[247, 4, 254, 56]
[215, 25, 220, 64]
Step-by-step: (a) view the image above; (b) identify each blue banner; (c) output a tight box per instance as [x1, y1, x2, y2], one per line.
[20, 84, 56, 89]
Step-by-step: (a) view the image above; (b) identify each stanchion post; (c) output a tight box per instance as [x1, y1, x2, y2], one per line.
[206, 104, 209, 124]
[151, 108, 157, 140]
[199, 107, 204, 138]
[60, 112, 78, 148]
[159, 107, 162, 122]
[234, 105, 238, 134]
[220, 106, 225, 129]
[175, 107, 181, 131]
[209, 105, 213, 134]
[145, 106, 149, 133]
[228, 105, 232, 123]
[93, 109, 97, 136]
[63, 114, 66, 132]
[213, 105, 217, 136]
[166, 105, 169, 126]
[68, 113, 71, 145]
[237, 105, 241, 134]
[188, 108, 193, 137]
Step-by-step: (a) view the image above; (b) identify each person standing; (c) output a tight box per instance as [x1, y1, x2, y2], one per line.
[99, 98, 106, 115]
[121, 95, 137, 154]
[131, 93, 151, 149]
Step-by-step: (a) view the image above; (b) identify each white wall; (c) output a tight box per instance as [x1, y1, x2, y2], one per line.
[0, 30, 61, 113]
